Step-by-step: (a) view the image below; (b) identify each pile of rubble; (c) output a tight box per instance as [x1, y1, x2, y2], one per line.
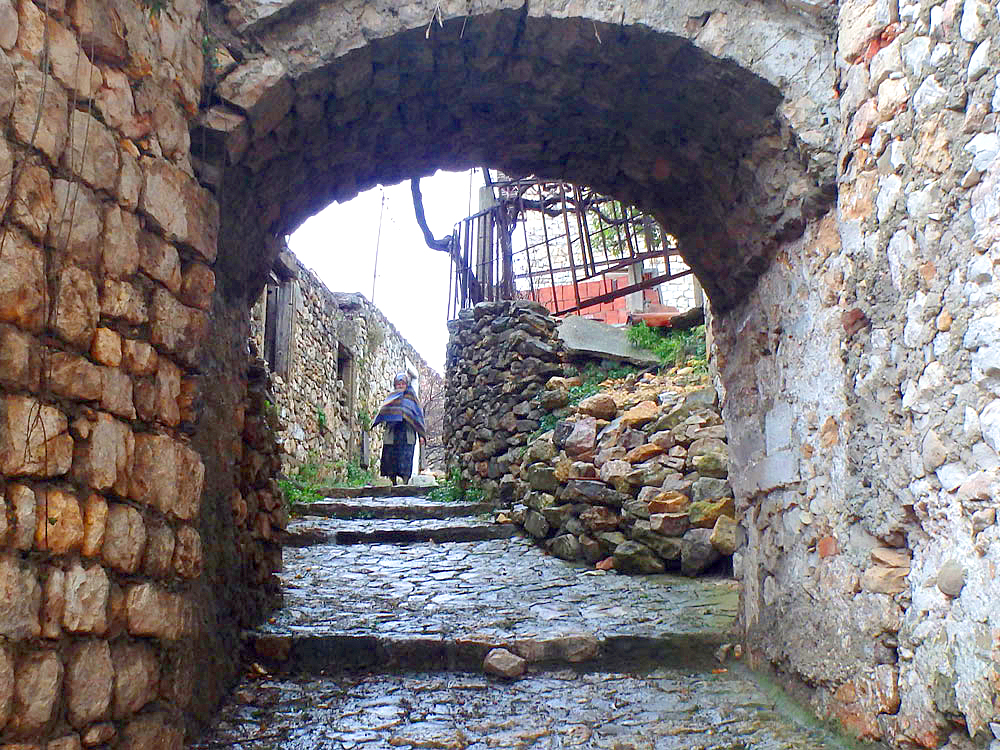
[505, 371, 740, 575]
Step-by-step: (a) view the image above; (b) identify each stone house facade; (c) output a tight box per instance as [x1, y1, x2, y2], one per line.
[249, 250, 444, 475]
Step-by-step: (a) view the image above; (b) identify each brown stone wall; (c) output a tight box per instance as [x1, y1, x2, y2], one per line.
[0, 0, 270, 744]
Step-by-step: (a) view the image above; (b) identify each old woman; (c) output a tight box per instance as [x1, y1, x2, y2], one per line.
[372, 372, 425, 485]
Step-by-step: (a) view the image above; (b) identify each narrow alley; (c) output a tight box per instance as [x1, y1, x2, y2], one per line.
[191, 493, 857, 750]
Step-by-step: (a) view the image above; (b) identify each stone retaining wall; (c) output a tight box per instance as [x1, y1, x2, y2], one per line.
[443, 300, 564, 497]
[249, 254, 444, 475]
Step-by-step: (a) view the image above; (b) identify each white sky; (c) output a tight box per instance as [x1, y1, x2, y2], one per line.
[288, 169, 486, 374]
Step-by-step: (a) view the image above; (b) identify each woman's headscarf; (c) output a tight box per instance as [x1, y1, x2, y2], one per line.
[372, 375, 425, 437]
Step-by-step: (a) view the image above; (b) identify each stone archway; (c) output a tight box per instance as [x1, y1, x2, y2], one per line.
[195, 0, 838, 309]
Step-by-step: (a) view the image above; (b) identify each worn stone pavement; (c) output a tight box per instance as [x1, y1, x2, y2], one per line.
[189, 495, 862, 750]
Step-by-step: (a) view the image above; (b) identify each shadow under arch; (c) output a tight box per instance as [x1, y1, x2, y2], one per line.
[197, 8, 836, 311]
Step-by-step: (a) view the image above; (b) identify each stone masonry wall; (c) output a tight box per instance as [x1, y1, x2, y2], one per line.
[249, 254, 444, 476]
[444, 300, 564, 498]
[709, 0, 1000, 744]
[0, 0, 271, 744]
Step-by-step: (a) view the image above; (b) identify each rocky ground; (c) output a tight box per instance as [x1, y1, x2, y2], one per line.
[189, 494, 860, 750]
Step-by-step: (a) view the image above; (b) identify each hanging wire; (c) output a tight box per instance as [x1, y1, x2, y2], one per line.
[371, 188, 386, 303]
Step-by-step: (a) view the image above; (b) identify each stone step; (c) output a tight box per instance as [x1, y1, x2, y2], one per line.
[246, 630, 732, 674]
[310, 484, 435, 499]
[194, 666, 844, 750]
[292, 499, 497, 520]
[280, 517, 520, 546]
[264, 535, 739, 654]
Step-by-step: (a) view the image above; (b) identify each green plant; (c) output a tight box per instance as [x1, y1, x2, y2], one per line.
[428, 469, 484, 503]
[332, 458, 375, 488]
[357, 407, 372, 432]
[315, 405, 328, 432]
[627, 322, 707, 371]
[278, 460, 330, 506]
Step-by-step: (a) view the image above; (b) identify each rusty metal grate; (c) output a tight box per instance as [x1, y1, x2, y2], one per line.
[445, 176, 693, 321]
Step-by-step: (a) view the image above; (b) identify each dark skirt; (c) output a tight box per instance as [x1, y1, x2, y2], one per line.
[380, 432, 415, 482]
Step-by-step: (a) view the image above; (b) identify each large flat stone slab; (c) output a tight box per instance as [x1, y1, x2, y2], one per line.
[557, 315, 661, 365]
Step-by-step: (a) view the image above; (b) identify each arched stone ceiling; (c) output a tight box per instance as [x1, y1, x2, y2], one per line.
[197, 0, 839, 310]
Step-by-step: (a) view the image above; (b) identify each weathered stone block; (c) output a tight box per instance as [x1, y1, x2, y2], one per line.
[10, 164, 53, 241]
[101, 367, 136, 420]
[118, 148, 142, 210]
[621, 401, 659, 428]
[48, 351, 102, 401]
[0, 395, 73, 477]
[134, 358, 180, 426]
[0, 552, 40, 639]
[117, 711, 184, 750]
[178, 263, 216, 311]
[0, 0, 16, 50]
[34, 489, 84, 554]
[102, 503, 146, 574]
[48, 180, 103, 269]
[41, 567, 65, 638]
[122, 339, 158, 376]
[124, 582, 189, 640]
[63, 110, 118, 192]
[173, 525, 202, 578]
[613, 540, 665, 574]
[101, 205, 141, 279]
[138, 230, 181, 293]
[65, 640, 112, 727]
[67, 0, 128, 63]
[52, 265, 99, 350]
[564, 416, 597, 460]
[0, 323, 40, 390]
[689, 497, 736, 529]
[81, 494, 107, 557]
[0, 227, 46, 331]
[562, 479, 624, 507]
[838, 0, 893, 62]
[577, 392, 617, 420]
[62, 560, 108, 635]
[216, 57, 293, 140]
[72, 411, 133, 494]
[111, 641, 158, 718]
[0, 643, 11, 730]
[41, 14, 101, 99]
[139, 157, 219, 262]
[11, 59, 68, 162]
[11, 650, 62, 734]
[142, 517, 175, 578]
[149, 288, 207, 364]
[579, 505, 619, 532]
[650, 511, 690, 537]
[681, 528, 721, 576]
[91, 327, 122, 367]
[710, 515, 740, 554]
[8, 483, 35, 550]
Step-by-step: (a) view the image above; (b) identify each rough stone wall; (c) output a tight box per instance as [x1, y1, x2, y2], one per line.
[248, 255, 444, 474]
[710, 0, 1000, 743]
[0, 0, 276, 744]
[444, 300, 564, 496]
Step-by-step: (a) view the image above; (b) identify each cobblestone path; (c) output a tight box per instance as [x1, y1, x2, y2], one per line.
[190, 496, 857, 750]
